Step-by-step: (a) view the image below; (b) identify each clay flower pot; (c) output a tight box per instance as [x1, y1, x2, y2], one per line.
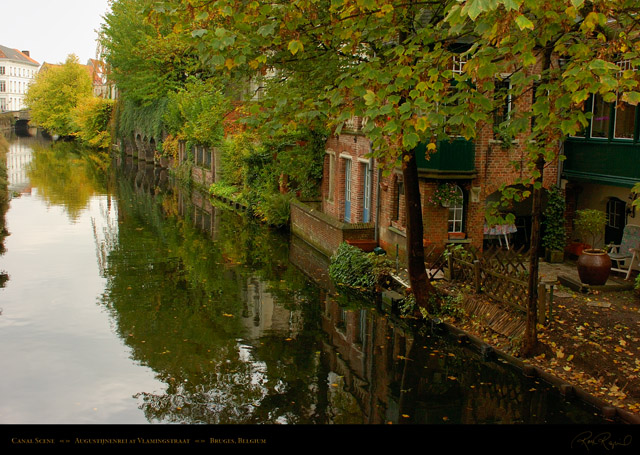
[576, 249, 612, 285]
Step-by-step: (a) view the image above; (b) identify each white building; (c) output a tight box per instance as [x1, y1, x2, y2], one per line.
[0, 45, 40, 112]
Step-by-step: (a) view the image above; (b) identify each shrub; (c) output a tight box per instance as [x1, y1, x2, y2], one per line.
[254, 192, 293, 228]
[329, 242, 390, 296]
[542, 185, 566, 251]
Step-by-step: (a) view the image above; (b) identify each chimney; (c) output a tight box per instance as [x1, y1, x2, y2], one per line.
[22, 50, 30, 57]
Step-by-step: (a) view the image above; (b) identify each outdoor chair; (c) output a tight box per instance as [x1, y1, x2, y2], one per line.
[608, 224, 640, 280]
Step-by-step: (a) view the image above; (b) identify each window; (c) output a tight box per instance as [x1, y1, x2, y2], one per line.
[0, 81, 4, 92]
[447, 185, 465, 233]
[203, 147, 212, 169]
[393, 179, 405, 224]
[326, 151, 335, 201]
[0, 67, 4, 75]
[590, 94, 612, 139]
[614, 95, 635, 140]
[493, 77, 512, 128]
[452, 54, 466, 75]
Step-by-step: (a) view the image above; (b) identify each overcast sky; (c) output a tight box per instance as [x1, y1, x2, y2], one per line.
[0, 0, 111, 66]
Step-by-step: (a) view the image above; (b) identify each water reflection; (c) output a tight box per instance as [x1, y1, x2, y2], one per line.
[27, 139, 111, 221]
[0, 137, 615, 424]
[103, 157, 610, 425]
[0, 134, 9, 287]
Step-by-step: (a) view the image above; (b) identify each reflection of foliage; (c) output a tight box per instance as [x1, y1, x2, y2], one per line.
[99, 164, 330, 423]
[0, 134, 9, 285]
[27, 141, 110, 221]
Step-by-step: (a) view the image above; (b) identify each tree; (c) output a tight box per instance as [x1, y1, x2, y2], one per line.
[72, 96, 116, 149]
[148, 0, 491, 313]
[25, 55, 93, 137]
[446, 0, 640, 355]
[144, 0, 640, 351]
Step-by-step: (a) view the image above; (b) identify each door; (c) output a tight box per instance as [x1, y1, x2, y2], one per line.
[605, 197, 626, 245]
[344, 159, 352, 222]
[362, 162, 371, 223]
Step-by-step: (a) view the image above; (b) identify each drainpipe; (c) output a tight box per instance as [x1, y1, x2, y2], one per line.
[372, 141, 381, 244]
[557, 140, 564, 188]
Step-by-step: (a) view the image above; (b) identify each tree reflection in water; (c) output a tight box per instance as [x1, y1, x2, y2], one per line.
[93, 158, 614, 425]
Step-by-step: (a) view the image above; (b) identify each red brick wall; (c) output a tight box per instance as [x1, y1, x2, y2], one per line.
[322, 133, 378, 224]
[290, 200, 375, 257]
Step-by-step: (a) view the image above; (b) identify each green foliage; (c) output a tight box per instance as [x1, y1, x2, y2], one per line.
[0, 134, 9, 258]
[329, 242, 391, 297]
[574, 209, 607, 248]
[261, 128, 329, 199]
[209, 182, 240, 200]
[542, 186, 567, 251]
[632, 183, 640, 212]
[213, 128, 327, 227]
[399, 290, 464, 321]
[99, 0, 208, 105]
[433, 293, 466, 320]
[164, 77, 228, 147]
[25, 55, 93, 137]
[72, 97, 116, 149]
[116, 97, 168, 141]
[253, 192, 294, 228]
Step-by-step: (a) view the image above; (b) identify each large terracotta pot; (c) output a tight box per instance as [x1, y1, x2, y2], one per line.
[577, 249, 612, 285]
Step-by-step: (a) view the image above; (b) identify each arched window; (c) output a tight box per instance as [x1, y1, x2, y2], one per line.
[447, 185, 464, 233]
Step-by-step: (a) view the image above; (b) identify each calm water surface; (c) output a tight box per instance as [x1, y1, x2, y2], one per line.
[0, 137, 613, 425]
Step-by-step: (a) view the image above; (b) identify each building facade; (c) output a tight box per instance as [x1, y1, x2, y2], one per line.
[292, 104, 560, 264]
[561, 60, 640, 248]
[0, 45, 39, 112]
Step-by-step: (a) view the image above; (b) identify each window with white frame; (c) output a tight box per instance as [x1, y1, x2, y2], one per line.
[493, 77, 512, 128]
[452, 54, 466, 75]
[447, 185, 464, 233]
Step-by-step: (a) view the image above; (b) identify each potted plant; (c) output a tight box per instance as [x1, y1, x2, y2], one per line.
[542, 186, 566, 263]
[573, 209, 611, 285]
[429, 183, 463, 208]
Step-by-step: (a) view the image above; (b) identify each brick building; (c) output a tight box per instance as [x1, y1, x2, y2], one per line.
[291, 85, 562, 262]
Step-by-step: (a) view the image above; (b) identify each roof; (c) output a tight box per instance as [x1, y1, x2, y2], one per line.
[0, 45, 40, 66]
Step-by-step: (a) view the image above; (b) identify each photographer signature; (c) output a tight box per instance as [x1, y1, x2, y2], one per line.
[572, 431, 632, 451]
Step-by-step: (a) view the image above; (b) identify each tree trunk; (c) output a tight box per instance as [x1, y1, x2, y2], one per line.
[522, 154, 545, 357]
[402, 148, 436, 313]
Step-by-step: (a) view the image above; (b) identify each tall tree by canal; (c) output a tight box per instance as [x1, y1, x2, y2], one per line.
[132, 0, 640, 353]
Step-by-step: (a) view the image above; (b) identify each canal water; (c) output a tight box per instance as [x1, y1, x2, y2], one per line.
[0, 137, 615, 426]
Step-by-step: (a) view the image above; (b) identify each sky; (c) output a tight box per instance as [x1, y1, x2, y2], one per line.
[0, 0, 112, 66]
